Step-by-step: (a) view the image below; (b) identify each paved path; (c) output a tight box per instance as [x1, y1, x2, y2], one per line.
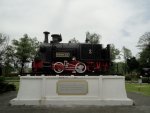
[0, 91, 150, 113]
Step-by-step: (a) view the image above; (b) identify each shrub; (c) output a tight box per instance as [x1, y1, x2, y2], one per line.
[125, 75, 132, 81]
[0, 77, 16, 94]
[142, 77, 150, 83]
[6, 84, 16, 91]
[0, 77, 5, 83]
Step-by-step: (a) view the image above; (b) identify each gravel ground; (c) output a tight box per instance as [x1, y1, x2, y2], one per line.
[0, 91, 150, 113]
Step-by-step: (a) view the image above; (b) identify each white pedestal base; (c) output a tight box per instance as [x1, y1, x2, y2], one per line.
[11, 99, 133, 106]
[10, 75, 133, 106]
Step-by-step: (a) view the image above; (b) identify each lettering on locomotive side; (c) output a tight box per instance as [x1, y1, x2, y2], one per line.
[56, 52, 70, 58]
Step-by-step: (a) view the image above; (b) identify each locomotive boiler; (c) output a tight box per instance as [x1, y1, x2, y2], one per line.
[32, 31, 111, 75]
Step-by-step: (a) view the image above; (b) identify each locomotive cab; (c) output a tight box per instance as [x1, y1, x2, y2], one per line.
[51, 34, 62, 43]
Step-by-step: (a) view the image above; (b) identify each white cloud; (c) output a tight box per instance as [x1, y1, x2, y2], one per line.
[0, 0, 150, 56]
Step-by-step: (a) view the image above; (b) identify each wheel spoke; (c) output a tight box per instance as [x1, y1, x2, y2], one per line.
[75, 62, 86, 73]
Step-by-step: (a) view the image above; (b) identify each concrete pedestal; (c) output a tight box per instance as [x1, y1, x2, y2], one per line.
[10, 75, 133, 106]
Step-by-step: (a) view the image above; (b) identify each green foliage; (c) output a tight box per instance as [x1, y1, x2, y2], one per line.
[7, 81, 19, 91]
[0, 33, 9, 59]
[4, 46, 16, 64]
[139, 47, 150, 67]
[127, 57, 139, 73]
[5, 77, 19, 90]
[125, 75, 132, 81]
[12, 34, 39, 73]
[121, 46, 132, 74]
[138, 32, 150, 68]
[12, 34, 39, 63]
[142, 77, 150, 83]
[0, 34, 7, 44]
[5, 77, 19, 81]
[0, 76, 16, 94]
[0, 76, 5, 83]
[3, 46, 16, 75]
[109, 45, 121, 74]
[110, 44, 120, 61]
[111, 62, 125, 74]
[0, 33, 8, 46]
[85, 32, 101, 44]
[122, 46, 132, 61]
[138, 32, 150, 49]
[0, 83, 16, 93]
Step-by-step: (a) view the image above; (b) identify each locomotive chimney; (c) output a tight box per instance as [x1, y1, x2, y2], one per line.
[43, 31, 50, 43]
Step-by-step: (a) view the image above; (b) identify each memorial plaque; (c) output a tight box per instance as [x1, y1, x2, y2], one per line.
[57, 80, 88, 95]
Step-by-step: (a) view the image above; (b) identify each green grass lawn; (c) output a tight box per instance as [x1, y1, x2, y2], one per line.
[126, 83, 150, 96]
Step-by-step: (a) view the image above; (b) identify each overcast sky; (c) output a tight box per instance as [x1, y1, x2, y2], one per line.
[1, 0, 150, 56]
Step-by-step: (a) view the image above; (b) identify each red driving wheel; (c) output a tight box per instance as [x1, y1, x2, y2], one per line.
[53, 62, 64, 73]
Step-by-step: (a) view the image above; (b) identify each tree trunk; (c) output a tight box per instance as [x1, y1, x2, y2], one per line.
[20, 62, 24, 76]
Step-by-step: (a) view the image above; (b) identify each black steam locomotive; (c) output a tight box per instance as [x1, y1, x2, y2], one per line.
[32, 31, 111, 75]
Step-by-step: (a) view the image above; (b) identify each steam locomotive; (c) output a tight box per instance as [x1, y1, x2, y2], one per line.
[32, 31, 111, 75]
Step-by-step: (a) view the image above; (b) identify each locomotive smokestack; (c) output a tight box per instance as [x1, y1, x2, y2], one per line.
[43, 31, 50, 43]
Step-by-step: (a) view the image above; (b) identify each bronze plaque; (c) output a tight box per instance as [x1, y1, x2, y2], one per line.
[57, 80, 88, 95]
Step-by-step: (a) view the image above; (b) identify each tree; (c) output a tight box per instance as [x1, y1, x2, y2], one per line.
[0, 33, 9, 61]
[3, 46, 14, 74]
[12, 34, 39, 74]
[139, 47, 150, 67]
[122, 46, 132, 62]
[2, 44, 22, 76]
[85, 32, 101, 44]
[138, 32, 150, 49]
[138, 32, 150, 68]
[127, 57, 139, 73]
[109, 44, 121, 74]
[110, 44, 120, 61]
[0, 33, 9, 76]
[4, 46, 15, 65]
[122, 46, 132, 74]
[68, 37, 79, 43]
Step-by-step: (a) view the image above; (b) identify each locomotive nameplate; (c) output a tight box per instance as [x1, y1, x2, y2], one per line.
[57, 80, 88, 95]
[56, 52, 70, 57]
